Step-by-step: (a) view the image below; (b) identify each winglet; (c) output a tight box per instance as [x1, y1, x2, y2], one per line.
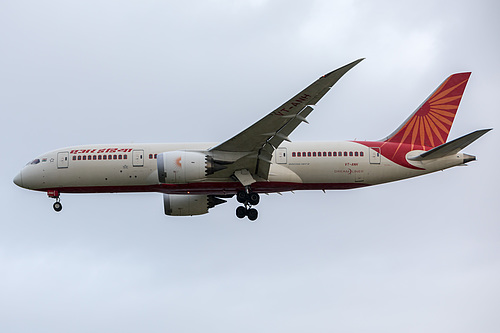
[323, 58, 365, 78]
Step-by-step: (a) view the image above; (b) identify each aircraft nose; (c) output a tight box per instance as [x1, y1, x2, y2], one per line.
[13, 171, 23, 188]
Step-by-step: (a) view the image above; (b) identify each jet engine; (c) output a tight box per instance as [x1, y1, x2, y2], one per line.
[163, 194, 226, 216]
[157, 151, 227, 183]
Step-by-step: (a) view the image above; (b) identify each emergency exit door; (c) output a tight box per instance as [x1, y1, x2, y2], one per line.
[276, 148, 287, 164]
[369, 147, 381, 164]
[57, 152, 69, 168]
[132, 149, 144, 167]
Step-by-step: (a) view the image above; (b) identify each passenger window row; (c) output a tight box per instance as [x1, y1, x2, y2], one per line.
[292, 151, 364, 157]
[72, 154, 128, 161]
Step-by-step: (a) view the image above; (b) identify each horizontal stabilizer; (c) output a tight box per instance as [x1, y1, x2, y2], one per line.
[408, 129, 492, 161]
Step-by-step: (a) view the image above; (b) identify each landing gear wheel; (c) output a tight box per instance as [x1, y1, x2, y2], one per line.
[248, 193, 260, 205]
[235, 187, 260, 221]
[236, 206, 247, 219]
[247, 208, 258, 221]
[53, 201, 62, 212]
[236, 191, 248, 204]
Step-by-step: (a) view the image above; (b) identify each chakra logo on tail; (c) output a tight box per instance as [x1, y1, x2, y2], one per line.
[384, 72, 471, 152]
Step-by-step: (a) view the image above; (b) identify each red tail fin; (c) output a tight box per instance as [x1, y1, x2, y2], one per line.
[384, 72, 471, 149]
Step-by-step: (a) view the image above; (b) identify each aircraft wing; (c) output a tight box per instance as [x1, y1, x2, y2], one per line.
[208, 58, 364, 183]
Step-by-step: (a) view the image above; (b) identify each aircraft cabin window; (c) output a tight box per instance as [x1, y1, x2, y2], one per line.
[292, 152, 296, 157]
[118, 155, 122, 159]
[154, 154, 157, 159]
[355, 152, 359, 156]
[328, 152, 332, 157]
[72, 156, 76, 160]
[333, 152, 337, 157]
[108, 155, 112, 160]
[307, 152, 311, 157]
[124, 155, 127, 159]
[313, 152, 316, 157]
[149, 154, 153, 159]
[349, 152, 353, 157]
[360, 152, 364, 157]
[323, 152, 327, 156]
[78, 156, 81, 160]
[113, 155, 117, 160]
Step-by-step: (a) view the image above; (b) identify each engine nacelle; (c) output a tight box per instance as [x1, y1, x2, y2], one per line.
[163, 194, 226, 216]
[157, 151, 206, 183]
[157, 151, 228, 183]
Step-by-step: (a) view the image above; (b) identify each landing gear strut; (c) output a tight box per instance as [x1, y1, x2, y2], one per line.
[235, 189, 260, 221]
[48, 190, 62, 212]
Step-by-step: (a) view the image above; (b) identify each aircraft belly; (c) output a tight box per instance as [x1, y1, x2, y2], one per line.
[267, 164, 302, 183]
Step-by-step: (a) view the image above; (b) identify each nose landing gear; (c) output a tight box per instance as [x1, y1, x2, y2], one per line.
[235, 189, 260, 221]
[53, 200, 62, 212]
[48, 190, 62, 212]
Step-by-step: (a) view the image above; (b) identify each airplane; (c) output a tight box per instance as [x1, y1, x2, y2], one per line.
[13, 59, 491, 221]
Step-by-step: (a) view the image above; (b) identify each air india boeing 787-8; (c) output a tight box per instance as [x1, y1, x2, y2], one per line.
[13, 59, 491, 220]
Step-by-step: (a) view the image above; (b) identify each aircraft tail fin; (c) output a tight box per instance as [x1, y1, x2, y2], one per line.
[408, 129, 492, 161]
[383, 72, 472, 149]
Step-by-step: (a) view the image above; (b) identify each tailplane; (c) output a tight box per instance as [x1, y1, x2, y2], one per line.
[408, 129, 492, 161]
[383, 72, 471, 149]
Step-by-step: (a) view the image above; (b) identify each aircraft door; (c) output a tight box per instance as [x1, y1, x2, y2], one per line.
[132, 149, 144, 167]
[276, 148, 287, 164]
[369, 147, 381, 164]
[57, 152, 69, 168]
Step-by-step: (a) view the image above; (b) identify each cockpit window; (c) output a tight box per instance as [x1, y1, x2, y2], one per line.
[26, 159, 40, 165]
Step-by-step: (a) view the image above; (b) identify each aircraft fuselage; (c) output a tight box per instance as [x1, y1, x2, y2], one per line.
[14, 141, 469, 196]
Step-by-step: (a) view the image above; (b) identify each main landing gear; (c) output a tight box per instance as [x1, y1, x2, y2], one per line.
[235, 189, 260, 221]
[48, 190, 62, 212]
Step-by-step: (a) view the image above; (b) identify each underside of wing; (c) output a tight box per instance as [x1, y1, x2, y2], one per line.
[208, 58, 364, 182]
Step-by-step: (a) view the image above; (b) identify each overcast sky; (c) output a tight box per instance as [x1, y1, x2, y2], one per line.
[1, 0, 499, 332]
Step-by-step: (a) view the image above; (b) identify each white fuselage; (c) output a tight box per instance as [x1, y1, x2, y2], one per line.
[15, 141, 468, 195]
